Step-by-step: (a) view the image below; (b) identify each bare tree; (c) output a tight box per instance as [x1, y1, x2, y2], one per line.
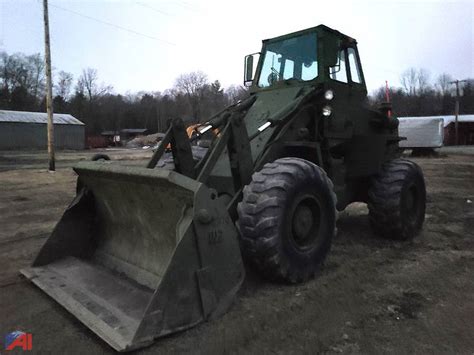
[1, 53, 27, 90]
[174, 71, 208, 121]
[436, 73, 453, 96]
[74, 76, 85, 95]
[225, 84, 249, 105]
[400, 68, 418, 96]
[55, 71, 73, 99]
[77, 68, 112, 102]
[0, 51, 19, 94]
[175, 71, 208, 97]
[27, 53, 45, 100]
[78, 68, 98, 101]
[417, 68, 431, 94]
[0, 51, 46, 109]
[400, 67, 432, 96]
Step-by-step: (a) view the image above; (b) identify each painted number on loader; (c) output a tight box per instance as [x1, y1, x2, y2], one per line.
[208, 229, 223, 245]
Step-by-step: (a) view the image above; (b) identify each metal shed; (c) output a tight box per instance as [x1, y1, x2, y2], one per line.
[0, 110, 85, 150]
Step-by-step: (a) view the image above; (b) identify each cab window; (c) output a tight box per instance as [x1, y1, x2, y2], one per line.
[329, 50, 347, 83]
[348, 48, 362, 84]
[257, 32, 318, 87]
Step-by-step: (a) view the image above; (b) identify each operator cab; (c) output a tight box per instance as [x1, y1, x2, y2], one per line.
[257, 32, 318, 87]
[244, 25, 366, 93]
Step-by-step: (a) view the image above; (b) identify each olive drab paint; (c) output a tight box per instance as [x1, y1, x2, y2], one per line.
[22, 24, 406, 351]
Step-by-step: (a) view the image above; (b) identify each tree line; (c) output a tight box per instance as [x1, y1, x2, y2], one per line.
[370, 68, 474, 117]
[0, 51, 248, 135]
[1, 50, 472, 135]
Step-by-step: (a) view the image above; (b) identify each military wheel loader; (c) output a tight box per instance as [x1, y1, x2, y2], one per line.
[21, 25, 426, 351]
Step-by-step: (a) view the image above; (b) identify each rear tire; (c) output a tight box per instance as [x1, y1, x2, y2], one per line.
[237, 158, 337, 283]
[91, 153, 110, 161]
[368, 159, 426, 240]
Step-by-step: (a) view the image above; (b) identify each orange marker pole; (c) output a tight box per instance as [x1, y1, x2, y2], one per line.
[385, 80, 391, 118]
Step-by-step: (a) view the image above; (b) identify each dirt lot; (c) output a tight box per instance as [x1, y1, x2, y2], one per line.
[0, 148, 473, 354]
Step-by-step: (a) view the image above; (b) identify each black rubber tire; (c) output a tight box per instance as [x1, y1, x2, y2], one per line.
[76, 154, 111, 193]
[91, 153, 110, 161]
[237, 157, 337, 283]
[368, 158, 426, 240]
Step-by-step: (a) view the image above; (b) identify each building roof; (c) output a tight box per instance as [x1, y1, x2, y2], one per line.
[121, 128, 148, 134]
[101, 130, 119, 136]
[0, 110, 84, 125]
[399, 114, 474, 127]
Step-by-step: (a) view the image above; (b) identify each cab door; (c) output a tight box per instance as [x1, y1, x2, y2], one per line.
[326, 45, 367, 138]
[325, 45, 368, 204]
[326, 48, 351, 139]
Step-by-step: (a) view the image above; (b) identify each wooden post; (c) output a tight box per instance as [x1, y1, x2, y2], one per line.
[449, 79, 467, 146]
[43, 0, 55, 171]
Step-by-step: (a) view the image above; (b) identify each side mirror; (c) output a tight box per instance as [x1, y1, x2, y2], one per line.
[244, 53, 259, 86]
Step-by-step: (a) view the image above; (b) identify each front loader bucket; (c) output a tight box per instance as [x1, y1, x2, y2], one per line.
[21, 161, 245, 352]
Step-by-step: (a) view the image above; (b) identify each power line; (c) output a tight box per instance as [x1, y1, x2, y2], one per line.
[0, 0, 4, 48]
[49, 2, 175, 46]
[133, 1, 172, 16]
[372, 65, 401, 76]
[175, 1, 200, 11]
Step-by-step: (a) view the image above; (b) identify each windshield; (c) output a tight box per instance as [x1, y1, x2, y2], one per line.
[257, 32, 318, 88]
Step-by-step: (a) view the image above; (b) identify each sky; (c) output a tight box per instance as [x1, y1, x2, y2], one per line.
[0, 0, 472, 95]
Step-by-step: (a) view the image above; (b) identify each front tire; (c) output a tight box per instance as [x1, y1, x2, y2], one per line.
[237, 158, 337, 283]
[368, 159, 426, 240]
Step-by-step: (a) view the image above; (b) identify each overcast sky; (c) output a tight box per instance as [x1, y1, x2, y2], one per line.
[0, 0, 472, 94]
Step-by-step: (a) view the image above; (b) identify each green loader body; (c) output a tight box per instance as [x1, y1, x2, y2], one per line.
[21, 25, 426, 351]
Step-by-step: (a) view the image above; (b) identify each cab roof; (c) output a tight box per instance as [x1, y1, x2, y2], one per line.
[263, 24, 356, 44]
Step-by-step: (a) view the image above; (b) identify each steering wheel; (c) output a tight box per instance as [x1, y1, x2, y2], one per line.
[268, 72, 278, 85]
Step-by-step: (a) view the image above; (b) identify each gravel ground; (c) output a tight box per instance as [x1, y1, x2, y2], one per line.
[0, 148, 473, 354]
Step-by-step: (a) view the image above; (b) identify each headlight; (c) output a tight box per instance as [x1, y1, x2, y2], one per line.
[322, 105, 332, 117]
[198, 125, 212, 134]
[324, 89, 334, 100]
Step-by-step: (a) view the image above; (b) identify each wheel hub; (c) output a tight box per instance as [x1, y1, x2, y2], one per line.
[293, 205, 313, 239]
[290, 196, 321, 250]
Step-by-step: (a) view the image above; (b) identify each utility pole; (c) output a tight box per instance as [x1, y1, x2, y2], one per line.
[43, 0, 55, 171]
[449, 79, 467, 146]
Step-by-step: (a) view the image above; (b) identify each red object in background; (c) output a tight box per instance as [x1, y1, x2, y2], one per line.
[6, 333, 32, 351]
[385, 80, 392, 118]
[86, 135, 109, 149]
